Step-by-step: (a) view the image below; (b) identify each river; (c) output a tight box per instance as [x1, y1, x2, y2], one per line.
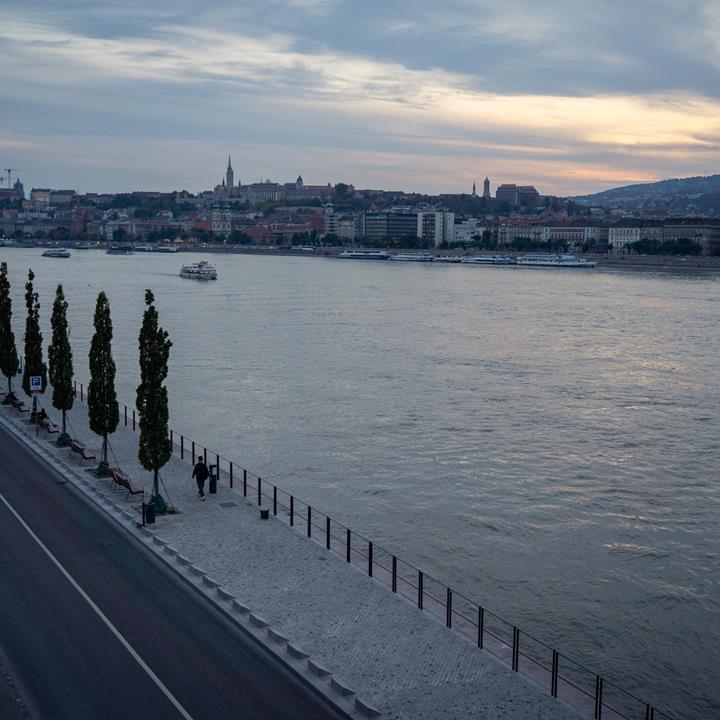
[2, 248, 718, 718]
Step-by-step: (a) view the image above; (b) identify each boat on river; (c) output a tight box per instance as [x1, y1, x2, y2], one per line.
[106, 245, 133, 255]
[464, 255, 515, 265]
[41, 248, 71, 258]
[338, 250, 390, 260]
[434, 255, 464, 263]
[389, 253, 434, 262]
[516, 253, 597, 268]
[156, 244, 179, 253]
[180, 259, 217, 280]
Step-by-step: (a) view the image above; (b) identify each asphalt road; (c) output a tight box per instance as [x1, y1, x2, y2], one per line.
[0, 420, 348, 720]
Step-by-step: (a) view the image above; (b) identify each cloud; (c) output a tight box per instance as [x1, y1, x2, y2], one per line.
[0, 2, 719, 195]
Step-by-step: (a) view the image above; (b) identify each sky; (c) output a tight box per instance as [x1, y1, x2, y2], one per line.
[1, 0, 719, 196]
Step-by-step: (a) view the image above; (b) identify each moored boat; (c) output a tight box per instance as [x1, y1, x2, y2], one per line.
[156, 244, 179, 253]
[463, 255, 515, 265]
[434, 255, 464, 263]
[337, 250, 390, 260]
[516, 253, 597, 268]
[388, 253, 434, 262]
[106, 245, 133, 255]
[180, 259, 217, 280]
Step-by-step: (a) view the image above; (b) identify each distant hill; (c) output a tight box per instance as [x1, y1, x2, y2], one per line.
[572, 174, 720, 214]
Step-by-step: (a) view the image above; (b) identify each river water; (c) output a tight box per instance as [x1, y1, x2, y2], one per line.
[2, 248, 718, 718]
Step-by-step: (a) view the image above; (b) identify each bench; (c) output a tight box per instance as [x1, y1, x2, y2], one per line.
[39, 417, 59, 434]
[8, 394, 29, 413]
[108, 467, 144, 499]
[69, 440, 96, 462]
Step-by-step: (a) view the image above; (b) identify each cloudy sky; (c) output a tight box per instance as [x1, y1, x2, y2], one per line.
[1, 0, 719, 196]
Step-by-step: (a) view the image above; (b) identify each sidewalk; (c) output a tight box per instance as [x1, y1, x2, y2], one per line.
[0, 397, 581, 720]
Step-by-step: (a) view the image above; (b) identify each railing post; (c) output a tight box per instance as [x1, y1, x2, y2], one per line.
[258, 477, 262, 506]
[192, 441, 195, 463]
[594, 676, 604, 720]
[74, 380, 77, 398]
[512, 627, 520, 671]
[392, 556, 397, 592]
[170, 430, 173, 453]
[243, 469, 247, 497]
[326, 517, 330, 549]
[290, 496, 294, 526]
[180, 435, 184, 459]
[124, 405, 127, 425]
[80, 384, 83, 402]
[273, 486, 277, 515]
[368, 542, 373, 577]
[229, 462, 233, 488]
[418, 571, 424, 610]
[346, 529, 351, 562]
[551, 650, 559, 697]
[446, 588, 452, 628]
[216, 453, 219, 483]
[645, 705, 654, 720]
[307, 506, 312, 537]
[478, 607, 484, 648]
[203, 447, 207, 464]
[132, 409, 135, 431]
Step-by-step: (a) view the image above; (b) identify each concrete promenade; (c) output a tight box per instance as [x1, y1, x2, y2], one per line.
[0, 395, 582, 720]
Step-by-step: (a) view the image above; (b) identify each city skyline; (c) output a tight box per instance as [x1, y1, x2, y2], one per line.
[1, 1, 719, 195]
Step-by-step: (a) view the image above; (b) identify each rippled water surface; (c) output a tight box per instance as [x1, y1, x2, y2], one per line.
[3, 249, 719, 718]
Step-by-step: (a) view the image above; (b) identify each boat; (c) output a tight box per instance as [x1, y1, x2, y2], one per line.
[337, 250, 390, 260]
[106, 245, 133, 255]
[515, 253, 597, 268]
[463, 255, 515, 265]
[434, 255, 464, 263]
[388, 253, 434, 262]
[74, 243, 92, 250]
[132, 244, 154, 252]
[41, 248, 71, 258]
[156, 244, 179, 253]
[180, 259, 217, 280]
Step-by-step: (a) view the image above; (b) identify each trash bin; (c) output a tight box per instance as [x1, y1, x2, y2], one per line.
[144, 501, 156, 525]
[209, 464, 218, 494]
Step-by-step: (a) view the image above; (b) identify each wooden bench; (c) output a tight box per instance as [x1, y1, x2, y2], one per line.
[108, 467, 144, 499]
[39, 417, 59, 434]
[69, 440, 96, 462]
[7, 394, 29, 413]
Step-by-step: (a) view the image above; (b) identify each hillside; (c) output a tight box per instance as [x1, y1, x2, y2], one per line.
[572, 174, 720, 214]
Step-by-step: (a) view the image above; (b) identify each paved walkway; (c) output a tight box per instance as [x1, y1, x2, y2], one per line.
[1, 396, 582, 720]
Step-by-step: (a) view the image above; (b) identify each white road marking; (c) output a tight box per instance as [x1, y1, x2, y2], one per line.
[0, 491, 194, 720]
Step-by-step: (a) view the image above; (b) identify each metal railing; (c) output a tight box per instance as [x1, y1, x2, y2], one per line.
[71, 380, 674, 720]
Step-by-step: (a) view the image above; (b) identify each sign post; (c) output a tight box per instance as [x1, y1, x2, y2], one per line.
[30, 376, 42, 435]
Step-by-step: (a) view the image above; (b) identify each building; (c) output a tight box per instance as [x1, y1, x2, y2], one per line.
[495, 183, 539, 208]
[663, 221, 720, 255]
[364, 211, 453, 246]
[454, 218, 487, 244]
[608, 221, 664, 250]
[483, 177, 491, 200]
[518, 186, 539, 208]
[418, 211, 455, 246]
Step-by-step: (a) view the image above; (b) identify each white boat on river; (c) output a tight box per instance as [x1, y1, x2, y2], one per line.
[516, 253, 597, 268]
[180, 259, 217, 280]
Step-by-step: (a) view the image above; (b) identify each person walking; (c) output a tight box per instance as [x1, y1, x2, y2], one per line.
[192, 457, 209, 500]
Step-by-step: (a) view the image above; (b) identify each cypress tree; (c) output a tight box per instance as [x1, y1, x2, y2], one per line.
[21, 269, 47, 421]
[48, 284, 74, 443]
[0, 262, 20, 398]
[88, 291, 119, 471]
[137, 289, 172, 513]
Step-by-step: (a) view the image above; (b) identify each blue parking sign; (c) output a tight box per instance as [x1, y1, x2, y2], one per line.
[30, 376, 42, 393]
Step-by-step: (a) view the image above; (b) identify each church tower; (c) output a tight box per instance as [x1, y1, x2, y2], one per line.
[483, 177, 491, 199]
[226, 155, 234, 188]
[472, 181, 477, 197]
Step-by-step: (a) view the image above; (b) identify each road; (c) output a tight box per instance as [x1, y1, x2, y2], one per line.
[0, 420, 347, 720]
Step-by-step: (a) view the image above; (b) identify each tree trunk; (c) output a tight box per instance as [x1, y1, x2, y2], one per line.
[153, 468, 159, 499]
[62, 409, 67, 437]
[102, 434, 108, 465]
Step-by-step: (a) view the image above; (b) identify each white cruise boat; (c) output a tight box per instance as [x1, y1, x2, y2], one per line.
[338, 250, 390, 260]
[434, 255, 464, 263]
[516, 253, 597, 268]
[464, 255, 515, 265]
[156, 244, 179, 253]
[41, 248, 71, 258]
[389, 253, 434, 262]
[180, 259, 217, 280]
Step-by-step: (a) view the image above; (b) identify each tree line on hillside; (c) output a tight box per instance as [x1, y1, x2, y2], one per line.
[0, 263, 173, 514]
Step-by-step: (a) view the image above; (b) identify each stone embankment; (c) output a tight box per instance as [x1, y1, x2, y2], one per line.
[0, 396, 582, 720]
